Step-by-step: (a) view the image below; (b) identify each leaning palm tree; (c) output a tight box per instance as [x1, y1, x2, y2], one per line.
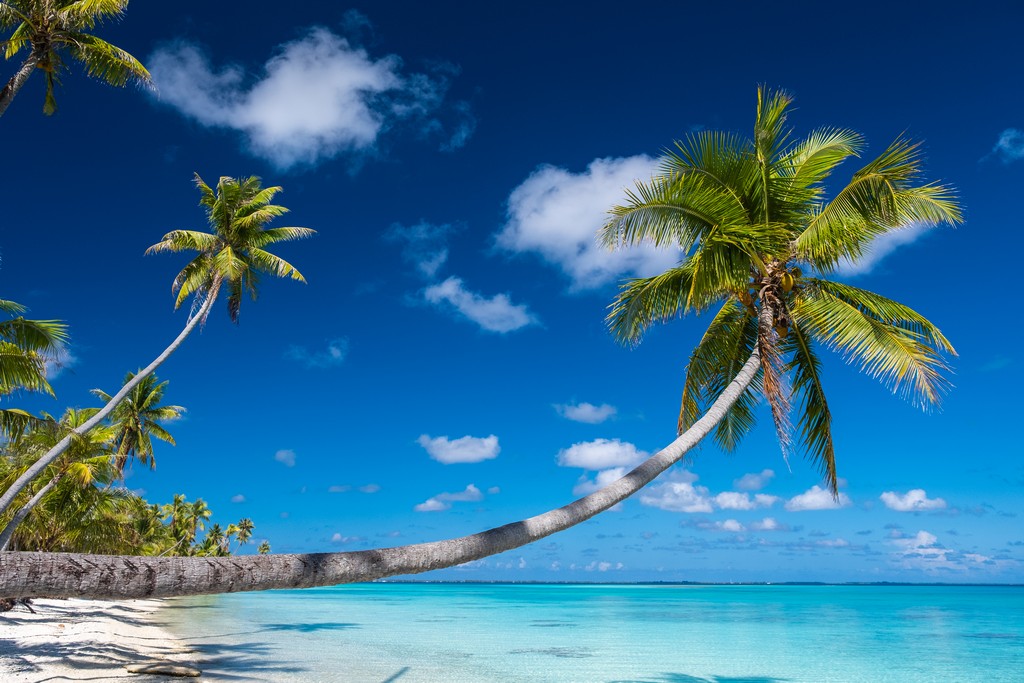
[0, 174, 314, 521]
[0, 0, 150, 117]
[602, 87, 961, 493]
[0, 90, 962, 600]
[0, 408, 117, 550]
[91, 372, 184, 475]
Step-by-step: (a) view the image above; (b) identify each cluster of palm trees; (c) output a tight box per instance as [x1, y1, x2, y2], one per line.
[0, 1, 962, 600]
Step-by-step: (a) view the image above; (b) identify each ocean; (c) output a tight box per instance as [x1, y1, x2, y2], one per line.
[158, 583, 1024, 682]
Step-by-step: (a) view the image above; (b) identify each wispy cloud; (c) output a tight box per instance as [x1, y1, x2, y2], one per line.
[417, 434, 500, 464]
[149, 25, 471, 169]
[497, 156, 678, 290]
[424, 276, 537, 333]
[285, 338, 349, 368]
[386, 221, 459, 278]
[230, 494, 246, 503]
[713, 491, 780, 511]
[554, 401, 617, 424]
[784, 485, 852, 511]
[988, 128, 1024, 163]
[836, 223, 936, 277]
[880, 489, 947, 512]
[415, 483, 484, 512]
[274, 449, 297, 467]
[43, 346, 77, 381]
[733, 469, 775, 491]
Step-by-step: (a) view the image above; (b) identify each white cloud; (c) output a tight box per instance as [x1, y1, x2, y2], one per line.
[990, 128, 1024, 163]
[714, 491, 780, 511]
[359, 484, 381, 494]
[572, 467, 628, 496]
[417, 434, 500, 464]
[328, 485, 351, 493]
[836, 223, 936, 277]
[487, 486, 501, 495]
[386, 221, 458, 278]
[424, 277, 537, 333]
[717, 519, 745, 533]
[880, 489, 947, 512]
[149, 27, 469, 168]
[785, 485, 852, 511]
[414, 484, 484, 512]
[274, 449, 296, 467]
[330, 533, 363, 544]
[751, 517, 789, 532]
[554, 402, 617, 424]
[497, 156, 680, 290]
[734, 469, 775, 491]
[43, 346, 77, 380]
[286, 338, 349, 368]
[230, 494, 246, 503]
[640, 481, 713, 513]
[557, 438, 647, 470]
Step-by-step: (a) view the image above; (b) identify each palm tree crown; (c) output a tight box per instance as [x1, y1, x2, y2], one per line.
[146, 174, 316, 324]
[91, 372, 184, 475]
[0, 299, 67, 436]
[0, 0, 151, 115]
[601, 87, 962, 493]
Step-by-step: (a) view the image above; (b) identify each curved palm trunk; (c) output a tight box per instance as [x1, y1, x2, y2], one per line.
[0, 348, 760, 600]
[0, 473, 62, 551]
[0, 288, 220, 520]
[0, 50, 41, 118]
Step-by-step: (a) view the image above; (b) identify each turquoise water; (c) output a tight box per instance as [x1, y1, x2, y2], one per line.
[158, 583, 1024, 682]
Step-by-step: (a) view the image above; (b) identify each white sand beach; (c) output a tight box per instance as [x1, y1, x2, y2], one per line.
[0, 598, 198, 681]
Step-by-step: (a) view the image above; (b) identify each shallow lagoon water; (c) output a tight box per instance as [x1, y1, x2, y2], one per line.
[159, 583, 1024, 682]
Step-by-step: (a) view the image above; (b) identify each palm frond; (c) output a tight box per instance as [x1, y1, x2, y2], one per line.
[795, 137, 962, 270]
[65, 32, 151, 87]
[791, 285, 951, 408]
[678, 298, 762, 451]
[782, 321, 837, 493]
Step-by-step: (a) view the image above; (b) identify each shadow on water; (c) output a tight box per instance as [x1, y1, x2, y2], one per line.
[381, 666, 411, 682]
[609, 675, 791, 683]
[263, 621, 361, 633]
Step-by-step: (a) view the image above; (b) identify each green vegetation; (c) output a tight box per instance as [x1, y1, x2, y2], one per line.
[602, 87, 962, 493]
[0, 379, 257, 555]
[0, 0, 151, 116]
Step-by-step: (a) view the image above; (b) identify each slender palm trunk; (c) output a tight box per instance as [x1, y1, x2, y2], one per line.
[0, 50, 41, 118]
[0, 287, 220, 520]
[0, 348, 761, 600]
[0, 474, 62, 551]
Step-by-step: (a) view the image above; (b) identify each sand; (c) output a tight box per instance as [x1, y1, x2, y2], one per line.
[0, 598, 199, 681]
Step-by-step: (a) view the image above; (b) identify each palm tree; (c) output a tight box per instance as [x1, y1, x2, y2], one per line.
[91, 372, 184, 475]
[0, 174, 314, 521]
[0, 90, 962, 599]
[0, 0, 150, 117]
[0, 408, 118, 550]
[601, 87, 961, 493]
[0, 299, 67, 436]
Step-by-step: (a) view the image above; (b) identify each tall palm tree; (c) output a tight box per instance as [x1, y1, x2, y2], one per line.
[0, 90, 962, 600]
[91, 372, 184, 475]
[0, 0, 150, 117]
[0, 174, 314, 520]
[0, 299, 67, 436]
[601, 87, 961, 493]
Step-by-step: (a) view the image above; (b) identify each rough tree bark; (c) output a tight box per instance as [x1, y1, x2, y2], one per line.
[0, 348, 761, 600]
[0, 50, 41, 118]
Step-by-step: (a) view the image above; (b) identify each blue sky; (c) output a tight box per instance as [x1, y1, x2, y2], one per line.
[3, 1, 1023, 582]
